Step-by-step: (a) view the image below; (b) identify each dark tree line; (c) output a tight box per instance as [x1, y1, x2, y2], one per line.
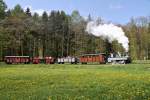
[0, 0, 150, 60]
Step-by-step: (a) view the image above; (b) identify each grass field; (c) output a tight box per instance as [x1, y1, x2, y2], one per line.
[0, 64, 150, 100]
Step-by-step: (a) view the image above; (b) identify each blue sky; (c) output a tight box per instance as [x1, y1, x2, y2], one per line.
[5, 0, 150, 24]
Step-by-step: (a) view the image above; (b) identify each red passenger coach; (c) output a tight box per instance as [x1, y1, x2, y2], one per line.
[5, 56, 30, 64]
[45, 57, 54, 64]
[80, 53, 106, 64]
[32, 56, 55, 64]
[4, 56, 55, 64]
[32, 57, 40, 64]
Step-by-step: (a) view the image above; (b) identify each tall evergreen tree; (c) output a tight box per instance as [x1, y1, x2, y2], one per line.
[42, 11, 48, 57]
[25, 7, 31, 17]
[0, 0, 6, 19]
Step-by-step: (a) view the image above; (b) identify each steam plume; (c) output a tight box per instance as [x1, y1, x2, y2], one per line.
[86, 21, 129, 52]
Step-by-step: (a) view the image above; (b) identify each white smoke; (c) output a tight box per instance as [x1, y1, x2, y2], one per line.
[86, 21, 129, 52]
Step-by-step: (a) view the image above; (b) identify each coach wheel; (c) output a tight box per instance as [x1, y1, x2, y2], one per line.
[51, 62, 54, 64]
[6, 62, 11, 64]
[9, 62, 12, 64]
[83, 62, 85, 64]
[122, 61, 125, 64]
[75, 62, 77, 64]
[71, 62, 74, 64]
[82, 62, 87, 64]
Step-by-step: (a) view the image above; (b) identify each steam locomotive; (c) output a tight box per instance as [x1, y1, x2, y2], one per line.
[4, 52, 131, 64]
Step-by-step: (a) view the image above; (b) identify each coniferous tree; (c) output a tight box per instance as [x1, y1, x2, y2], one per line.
[25, 7, 31, 17]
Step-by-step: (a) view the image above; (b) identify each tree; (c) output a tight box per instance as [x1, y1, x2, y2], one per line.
[0, 0, 6, 19]
[48, 11, 57, 57]
[71, 10, 86, 56]
[25, 7, 31, 17]
[41, 11, 48, 57]
[0, 0, 7, 60]
[87, 14, 92, 22]
[2, 4, 27, 56]
[71, 10, 83, 23]
[126, 18, 138, 59]
[147, 23, 150, 59]
[30, 13, 41, 57]
[11, 4, 24, 17]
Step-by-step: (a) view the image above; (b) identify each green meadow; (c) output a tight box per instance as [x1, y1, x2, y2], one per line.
[0, 64, 150, 100]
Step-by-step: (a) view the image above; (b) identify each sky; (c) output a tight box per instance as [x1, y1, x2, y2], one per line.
[4, 0, 150, 24]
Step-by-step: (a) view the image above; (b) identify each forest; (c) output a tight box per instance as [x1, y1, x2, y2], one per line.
[0, 0, 150, 60]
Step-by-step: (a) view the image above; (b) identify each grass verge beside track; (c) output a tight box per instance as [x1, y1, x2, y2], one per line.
[0, 64, 150, 100]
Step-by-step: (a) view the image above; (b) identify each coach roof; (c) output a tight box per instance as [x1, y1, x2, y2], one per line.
[80, 53, 106, 56]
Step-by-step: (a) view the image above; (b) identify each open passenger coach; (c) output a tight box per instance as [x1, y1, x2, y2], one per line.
[4, 56, 30, 64]
[4, 56, 55, 64]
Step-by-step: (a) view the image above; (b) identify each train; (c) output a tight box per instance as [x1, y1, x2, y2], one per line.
[4, 52, 131, 64]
